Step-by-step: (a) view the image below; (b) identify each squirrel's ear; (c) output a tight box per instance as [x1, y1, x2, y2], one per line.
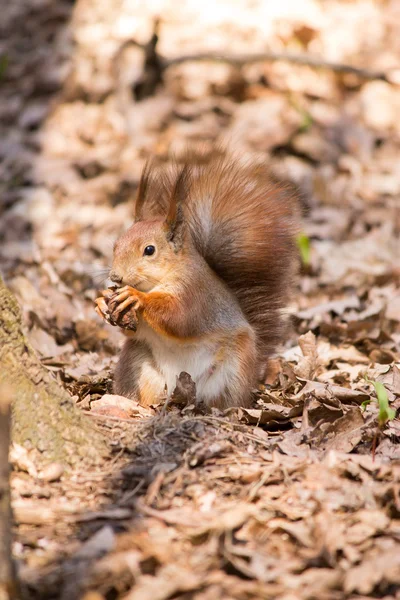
[165, 166, 189, 251]
[134, 160, 152, 222]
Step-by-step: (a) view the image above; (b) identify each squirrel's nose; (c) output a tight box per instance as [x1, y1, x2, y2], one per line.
[110, 270, 123, 284]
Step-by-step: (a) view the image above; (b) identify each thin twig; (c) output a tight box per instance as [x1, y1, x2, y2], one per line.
[114, 20, 392, 109]
[163, 50, 390, 82]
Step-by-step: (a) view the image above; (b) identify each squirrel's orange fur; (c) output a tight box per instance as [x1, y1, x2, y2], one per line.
[96, 149, 299, 408]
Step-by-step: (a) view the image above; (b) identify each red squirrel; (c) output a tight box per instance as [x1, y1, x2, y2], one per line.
[95, 149, 299, 408]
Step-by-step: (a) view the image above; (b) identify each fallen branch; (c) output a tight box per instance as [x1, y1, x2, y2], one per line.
[163, 50, 390, 82]
[116, 21, 392, 102]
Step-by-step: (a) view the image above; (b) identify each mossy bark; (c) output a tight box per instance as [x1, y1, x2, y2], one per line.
[0, 276, 107, 469]
[0, 386, 19, 600]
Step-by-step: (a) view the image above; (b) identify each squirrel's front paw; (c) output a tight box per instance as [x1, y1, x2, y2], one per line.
[108, 286, 142, 331]
[95, 293, 112, 323]
[95, 287, 138, 331]
[109, 286, 143, 314]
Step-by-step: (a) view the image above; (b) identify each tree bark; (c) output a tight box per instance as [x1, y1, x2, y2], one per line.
[0, 386, 19, 600]
[0, 276, 107, 468]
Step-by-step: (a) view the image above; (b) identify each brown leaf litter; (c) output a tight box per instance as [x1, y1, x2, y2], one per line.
[1, 0, 400, 598]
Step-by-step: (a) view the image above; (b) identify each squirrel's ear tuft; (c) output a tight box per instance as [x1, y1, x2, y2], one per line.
[165, 165, 190, 251]
[134, 160, 152, 222]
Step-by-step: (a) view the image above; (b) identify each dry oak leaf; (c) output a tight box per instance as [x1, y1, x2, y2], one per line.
[344, 543, 400, 594]
[240, 404, 302, 426]
[386, 292, 400, 321]
[319, 407, 365, 453]
[125, 564, 202, 600]
[295, 296, 360, 320]
[91, 394, 153, 419]
[295, 331, 320, 380]
[294, 380, 370, 404]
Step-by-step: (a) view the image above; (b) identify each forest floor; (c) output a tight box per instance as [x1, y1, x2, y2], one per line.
[1, 0, 400, 598]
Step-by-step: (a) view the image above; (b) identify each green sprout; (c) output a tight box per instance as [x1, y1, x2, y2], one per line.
[298, 108, 313, 133]
[288, 95, 313, 132]
[296, 232, 311, 267]
[363, 376, 396, 427]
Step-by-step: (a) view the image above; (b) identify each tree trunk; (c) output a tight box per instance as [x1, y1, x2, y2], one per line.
[0, 276, 107, 468]
[0, 386, 19, 600]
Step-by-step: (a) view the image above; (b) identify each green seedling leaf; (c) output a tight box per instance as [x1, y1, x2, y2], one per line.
[296, 233, 311, 266]
[361, 398, 371, 411]
[365, 376, 396, 427]
[298, 109, 313, 133]
[288, 96, 313, 132]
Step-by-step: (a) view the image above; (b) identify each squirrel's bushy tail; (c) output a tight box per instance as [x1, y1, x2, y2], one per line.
[135, 149, 299, 359]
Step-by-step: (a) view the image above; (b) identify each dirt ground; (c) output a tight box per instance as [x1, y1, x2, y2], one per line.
[1, 0, 400, 598]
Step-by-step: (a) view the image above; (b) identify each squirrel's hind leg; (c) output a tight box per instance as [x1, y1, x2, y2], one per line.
[113, 339, 166, 407]
[200, 328, 257, 410]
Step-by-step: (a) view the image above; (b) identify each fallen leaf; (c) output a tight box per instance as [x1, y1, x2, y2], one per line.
[295, 380, 370, 404]
[344, 544, 400, 594]
[29, 326, 73, 358]
[296, 296, 360, 320]
[125, 565, 202, 600]
[240, 404, 302, 426]
[295, 331, 320, 379]
[170, 371, 196, 406]
[386, 292, 400, 321]
[91, 394, 153, 418]
[319, 407, 365, 453]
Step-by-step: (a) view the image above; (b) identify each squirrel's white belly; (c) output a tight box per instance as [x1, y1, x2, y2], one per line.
[136, 322, 234, 402]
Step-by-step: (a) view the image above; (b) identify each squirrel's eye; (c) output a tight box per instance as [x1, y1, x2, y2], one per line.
[143, 245, 155, 256]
